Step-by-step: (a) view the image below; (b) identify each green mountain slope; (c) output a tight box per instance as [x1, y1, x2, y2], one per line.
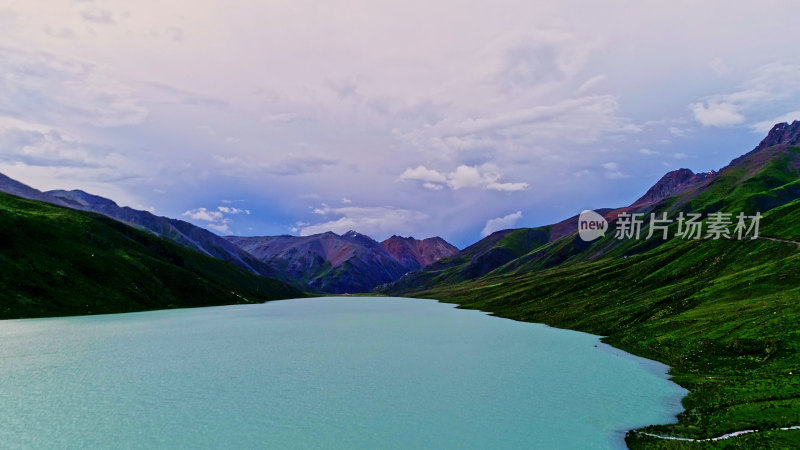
[383, 226, 553, 292]
[0, 192, 303, 319]
[384, 123, 800, 447]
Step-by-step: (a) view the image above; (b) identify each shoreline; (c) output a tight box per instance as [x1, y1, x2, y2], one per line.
[414, 295, 691, 446]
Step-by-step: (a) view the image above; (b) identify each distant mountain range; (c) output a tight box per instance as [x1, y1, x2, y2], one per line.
[0, 174, 458, 294]
[226, 231, 457, 293]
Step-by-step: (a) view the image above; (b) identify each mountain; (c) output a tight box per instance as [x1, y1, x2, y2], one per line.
[227, 231, 458, 293]
[381, 235, 458, 271]
[0, 175, 287, 281]
[631, 168, 715, 207]
[380, 227, 551, 292]
[0, 173, 75, 208]
[382, 122, 800, 447]
[0, 191, 303, 319]
[44, 189, 285, 279]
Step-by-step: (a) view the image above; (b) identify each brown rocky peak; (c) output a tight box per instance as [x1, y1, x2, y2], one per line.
[755, 121, 800, 151]
[632, 168, 715, 206]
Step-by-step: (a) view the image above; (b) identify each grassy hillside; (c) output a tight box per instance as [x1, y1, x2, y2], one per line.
[398, 204, 800, 448]
[385, 140, 800, 447]
[384, 227, 551, 292]
[0, 192, 304, 319]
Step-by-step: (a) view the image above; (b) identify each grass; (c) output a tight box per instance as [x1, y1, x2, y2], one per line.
[0, 192, 304, 319]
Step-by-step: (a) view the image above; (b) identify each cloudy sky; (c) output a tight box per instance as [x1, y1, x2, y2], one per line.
[1, 0, 799, 247]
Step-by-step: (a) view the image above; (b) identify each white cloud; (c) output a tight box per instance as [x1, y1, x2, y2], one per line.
[689, 62, 800, 128]
[342, 197, 352, 204]
[486, 181, 529, 192]
[182, 206, 250, 235]
[423, 182, 443, 190]
[312, 203, 330, 215]
[207, 222, 231, 234]
[669, 127, 687, 137]
[182, 207, 224, 222]
[401, 164, 528, 192]
[447, 165, 484, 190]
[639, 148, 658, 155]
[399, 165, 447, 183]
[605, 171, 629, 180]
[452, 96, 619, 136]
[690, 101, 745, 127]
[481, 211, 523, 237]
[576, 75, 606, 93]
[217, 206, 250, 214]
[601, 162, 629, 179]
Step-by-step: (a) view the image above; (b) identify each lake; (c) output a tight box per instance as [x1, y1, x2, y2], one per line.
[0, 297, 686, 449]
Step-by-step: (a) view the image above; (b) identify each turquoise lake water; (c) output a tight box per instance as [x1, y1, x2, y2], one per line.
[0, 297, 686, 449]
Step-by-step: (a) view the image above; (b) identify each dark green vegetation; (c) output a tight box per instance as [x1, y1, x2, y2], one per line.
[383, 125, 800, 448]
[0, 192, 303, 319]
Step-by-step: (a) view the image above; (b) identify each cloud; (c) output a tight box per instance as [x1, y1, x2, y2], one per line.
[447, 165, 484, 189]
[80, 6, 115, 24]
[573, 169, 590, 177]
[0, 117, 148, 191]
[312, 203, 330, 215]
[182, 207, 224, 222]
[182, 206, 250, 235]
[299, 206, 429, 239]
[399, 165, 447, 183]
[486, 181, 529, 192]
[689, 62, 800, 128]
[206, 223, 231, 234]
[214, 154, 337, 177]
[602, 162, 619, 170]
[602, 162, 629, 179]
[0, 48, 148, 128]
[401, 164, 528, 192]
[217, 206, 250, 215]
[481, 211, 523, 237]
[453, 96, 618, 136]
[262, 112, 301, 124]
[690, 101, 744, 127]
[137, 81, 229, 110]
[423, 182, 443, 190]
[342, 197, 352, 204]
[669, 127, 687, 137]
[639, 148, 658, 155]
[489, 30, 594, 92]
[576, 75, 606, 94]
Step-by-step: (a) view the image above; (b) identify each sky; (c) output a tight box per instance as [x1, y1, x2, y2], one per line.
[1, 0, 799, 248]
